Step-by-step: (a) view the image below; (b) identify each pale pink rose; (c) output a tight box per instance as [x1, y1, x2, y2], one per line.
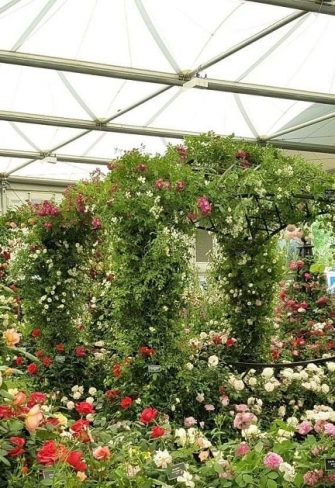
[198, 450, 210, 462]
[233, 412, 257, 430]
[263, 452, 283, 470]
[324, 423, 335, 437]
[235, 404, 249, 413]
[314, 420, 326, 433]
[303, 470, 324, 486]
[184, 417, 197, 428]
[93, 446, 111, 460]
[297, 420, 313, 435]
[220, 395, 229, 406]
[205, 404, 215, 411]
[25, 404, 43, 433]
[3, 329, 21, 348]
[235, 442, 250, 457]
[77, 472, 87, 482]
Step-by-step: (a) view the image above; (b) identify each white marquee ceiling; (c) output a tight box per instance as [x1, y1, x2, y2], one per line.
[0, 0, 335, 183]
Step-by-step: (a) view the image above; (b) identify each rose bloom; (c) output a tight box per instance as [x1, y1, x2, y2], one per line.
[151, 426, 166, 439]
[15, 356, 23, 366]
[105, 389, 121, 400]
[27, 363, 38, 375]
[93, 446, 111, 460]
[139, 407, 158, 424]
[13, 391, 27, 406]
[31, 328, 41, 337]
[233, 412, 257, 430]
[324, 422, 335, 437]
[303, 470, 324, 486]
[55, 343, 65, 352]
[75, 402, 95, 416]
[25, 404, 43, 433]
[37, 440, 59, 465]
[184, 417, 197, 428]
[264, 452, 283, 470]
[235, 442, 250, 457]
[297, 421, 313, 436]
[8, 437, 26, 457]
[28, 392, 47, 408]
[74, 346, 87, 358]
[66, 451, 87, 471]
[120, 397, 133, 409]
[112, 363, 122, 378]
[139, 346, 155, 357]
[175, 180, 186, 192]
[197, 196, 212, 216]
[0, 405, 14, 419]
[3, 328, 21, 347]
[91, 217, 102, 230]
[42, 356, 52, 368]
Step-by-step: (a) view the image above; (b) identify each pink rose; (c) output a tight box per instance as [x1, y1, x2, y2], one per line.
[297, 420, 313, 435]
[93, 446, 111, 461]
[184, 416, 197, 428]
[324, 422, 335, 437]
[303, 470, 324, 486]
[263, 452, 283, 470]
[233, 412, 257, 430]
[197, 196, 212, 216]
[235, 442, 250, 457]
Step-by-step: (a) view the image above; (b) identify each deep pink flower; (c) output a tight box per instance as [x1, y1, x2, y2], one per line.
[235, 442, 250, 456]
[263, 452, 283, 470]
[324, 422, 335, 437]
[197, 196, 212, 216]
[176, 145, 187, 159]
[136, 163, 148, 172]
[91, 217, 102, 230]
[175, 180, 186, 192]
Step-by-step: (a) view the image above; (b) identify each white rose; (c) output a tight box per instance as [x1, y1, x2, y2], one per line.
[278, 406, 286, 417]
[208, 355, 219, 368]
[261, 367, 274, 379]
[287, 417, 299, 428]
[72, 392, 81, 400]
[67, 401, 75, 410]
[88, 387, 97, 396]
[321, 384, 330, 394]
[86, 397, 95, 404]
[175, 428, 187, 447]
[153, 449, 172, 469]
[327, 362, 335, 372]
[233, 380, 245, 391]
[186, 363, 194, 370]
[248, 377, 257, 386]
[264, 382, 275, 392]
[279, 462, 296, 482]
[196, 393, 205, 403]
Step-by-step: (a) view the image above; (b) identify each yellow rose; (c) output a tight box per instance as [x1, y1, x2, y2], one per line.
[3, 329, 21, 348]
[53, 413, 68, 427]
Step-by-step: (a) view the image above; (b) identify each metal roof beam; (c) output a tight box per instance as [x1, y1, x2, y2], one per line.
[7, 175, 74, 187]
[0, 148, 110, 165]
[1, 50, 335, 105]
[266, 110, 335, 140]
[245, 0, 335, 16]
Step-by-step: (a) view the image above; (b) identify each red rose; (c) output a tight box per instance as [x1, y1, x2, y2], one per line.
[15, 356, 23, 366]
[105, 389, 121, 400]
[28, 392, 47, 408]
[226, 338, 236, 347]
[8, 437, 25, 457]
[31, 328, 41, 337]
[316, 296, 328, 307]
[2, 250, 10, 260]
[120, 397, 133, 409]
[271, 350, 280, 360]
[66, 451, 87, 471]
[0, 405, 14, 419]
[27, 363, 38, 375]
[55, 343, 65, 352]
[150, 425, 165, 438]
[212, 335, 222, 345]
[35, 350, 45, 359]
[37, 440, 58, 465]
[44, 417, 60, 428]
[175, 180, 186, 192]
[139, 346, 155, 357]
[139, 407, 158, 424]
[43, 356, 52, 368]
[136, 163, 148, 172]
[112, 363, 122, 378]
[75, 402, 95, 416]
[74, 346, 86, 357]
[70, 419, 91, 443]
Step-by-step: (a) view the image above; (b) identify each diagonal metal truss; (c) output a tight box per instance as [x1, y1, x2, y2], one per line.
[245, 0, 335, 15]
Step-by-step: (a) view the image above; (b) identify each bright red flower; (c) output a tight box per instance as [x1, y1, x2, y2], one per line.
[0, 405, 14, 419]
[37, 440, 59, 465]
[43, 417, 60, 428]
[120, 397, 133, 409]
[226, 338, 236, 347]
[35, 350, 45, 359]
[31, 328, 41, 337]
[55, 343, 65, 352]
[15, 356, 23, 366]
[42, 356, 52, 368]
[75, 402, 95, 416]
[27, 363, 38, 375]
[66, 451, 87, 471]
[70, 419, 91, 443]
[8, 437, 25, 457]
[28, 392, 47, 408]
[112, 363, 122, 378]
[74, 346, 86, 357]
[139, 346, 155, 357]
[139, 407, 158, 424]
[105, 389, 121, 400]
[271, 350, 280, 360]
[150, 425, 165, 438]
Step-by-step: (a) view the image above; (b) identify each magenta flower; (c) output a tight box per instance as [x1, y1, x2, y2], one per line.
[324, 422, 335, 437]
[91, 217, 102, 230]
[263, 452, 283, 470]
[197, 196, 212, 216]
[176, 145, 187, 160]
